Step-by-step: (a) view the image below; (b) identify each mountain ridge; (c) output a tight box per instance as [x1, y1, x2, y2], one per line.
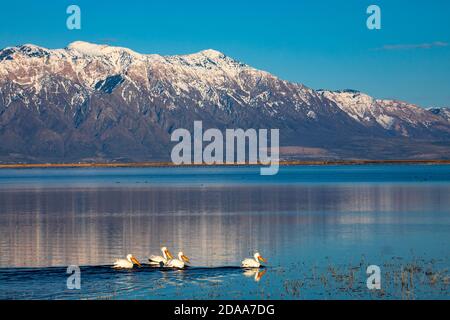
[1, 41, 449, 163]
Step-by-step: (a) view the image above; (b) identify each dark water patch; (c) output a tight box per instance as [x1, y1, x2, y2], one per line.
[1, 165, 450, 189]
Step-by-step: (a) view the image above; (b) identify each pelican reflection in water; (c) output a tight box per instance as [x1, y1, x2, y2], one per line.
[243, 268, 267, 282]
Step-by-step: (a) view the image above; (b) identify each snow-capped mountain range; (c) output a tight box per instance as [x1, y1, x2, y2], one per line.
[0, 41, 449, 162]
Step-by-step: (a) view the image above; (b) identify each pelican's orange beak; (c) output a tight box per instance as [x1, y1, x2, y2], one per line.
[258, 256, 267, 263]
[131, 256, 142, 267]
[165, 249, 174, 260]
[181, 254, 190, 263]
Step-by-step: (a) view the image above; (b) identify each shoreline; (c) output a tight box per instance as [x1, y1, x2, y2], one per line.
[1, 159, 450, 169]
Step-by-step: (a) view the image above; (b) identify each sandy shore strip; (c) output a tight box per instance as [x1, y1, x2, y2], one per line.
[1, 159, 450, 169]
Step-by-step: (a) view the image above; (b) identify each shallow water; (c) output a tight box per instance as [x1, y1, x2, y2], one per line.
[0, 165, 449, 299]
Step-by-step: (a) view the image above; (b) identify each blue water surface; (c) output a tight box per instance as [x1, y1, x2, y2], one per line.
[0, 165, 449, 299]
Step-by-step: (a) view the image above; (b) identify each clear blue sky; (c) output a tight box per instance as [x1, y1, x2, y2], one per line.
[0, 0, 449, 107]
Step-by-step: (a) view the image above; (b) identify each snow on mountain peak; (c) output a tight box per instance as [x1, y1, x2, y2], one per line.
[65, 42, 228, 61]
[67, 41, 107, 55]
[67, 41, 139, 57]
[20, 43, 46, 50]
[0, 43, 50, 59]
[198, 49, 225, 59]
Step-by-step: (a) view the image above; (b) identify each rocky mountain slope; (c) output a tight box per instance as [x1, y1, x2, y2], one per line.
[0, 41, 449, 163]
[429, 107, 450, 122]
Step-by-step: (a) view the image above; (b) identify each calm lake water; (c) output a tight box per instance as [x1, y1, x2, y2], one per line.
[0, 165, 449, 299]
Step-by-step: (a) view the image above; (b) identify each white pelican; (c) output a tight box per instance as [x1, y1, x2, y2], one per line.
[165, 251, 190, 269]
[148, 247, 174, 266]
[241, 252, 267, 268]
[113, 254, 142, 269]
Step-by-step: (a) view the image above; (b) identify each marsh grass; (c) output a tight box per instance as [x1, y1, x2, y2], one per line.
[281, 255, 449, 299]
